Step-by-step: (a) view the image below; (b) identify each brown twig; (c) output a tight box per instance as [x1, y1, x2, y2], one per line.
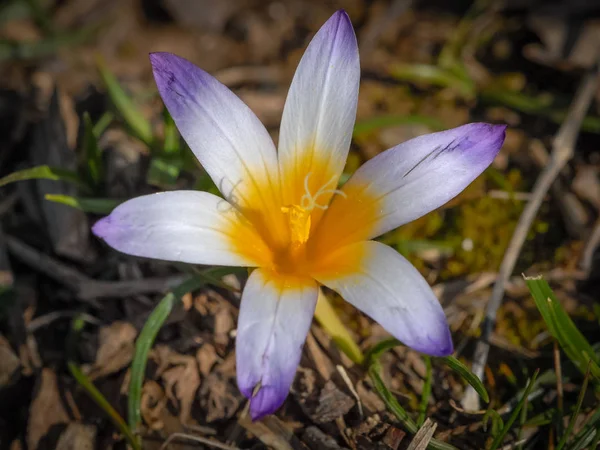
[27, 311, 101, 332]
[462, 58, 600, 411]
[554, 341, 564, 414]
[580, 217, 600, 274]
[5, 235, 188, 302]
[336, 364, 363, 418]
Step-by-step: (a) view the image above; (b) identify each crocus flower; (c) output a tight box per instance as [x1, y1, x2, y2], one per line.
[93, 10, 506, 420]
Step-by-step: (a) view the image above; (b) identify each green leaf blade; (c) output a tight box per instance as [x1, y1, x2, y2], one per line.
[44, 194, 121, 214]
[81, 112, 103, 187]
[96, 55, 153, 146]
[488, 369, 540, 450]
[524, 276, 600, 379]
[441, 356, 489, 403]
[69, 362, 140, 450]
[0, 165, 87, 190]
[128, 270, 232, 432]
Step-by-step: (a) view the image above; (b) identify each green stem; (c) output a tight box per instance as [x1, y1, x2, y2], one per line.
[313, 290, 364, 365]
[68, 317, 140, 450]
[68, 362, 140, 450]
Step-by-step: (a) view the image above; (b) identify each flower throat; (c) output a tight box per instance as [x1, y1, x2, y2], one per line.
[280, 173, 346, 248]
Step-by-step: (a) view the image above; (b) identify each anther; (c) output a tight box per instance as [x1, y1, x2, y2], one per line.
[300, 172, 346, 211]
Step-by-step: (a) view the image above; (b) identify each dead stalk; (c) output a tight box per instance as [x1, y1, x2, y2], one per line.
[463, 58, 600, 411]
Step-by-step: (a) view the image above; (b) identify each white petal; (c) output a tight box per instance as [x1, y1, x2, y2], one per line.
[236, 270, 317, 420]
[312, 240, 453, 356]
[315, 123, 506, 248]
[277, 10, 359, 205]
[92, 191, 269, 266]
[150, 52, 280, 210]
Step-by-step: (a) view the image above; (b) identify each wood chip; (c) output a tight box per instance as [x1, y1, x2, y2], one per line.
[86, 321, 137, 380]
[213, 305, 234, 347]
[356, 381, 386, 413]
[382, 426, 406, 450]
[306, 331, 335, 380]
[161, 354, 200, 425]
[55, 423, 96, 450]
[199, 354, 240, 422]
[406, 419, 437, 450]
[312, 380, 355, 424]
[27, 368, 70, 450]
[196, 343, 219, 376]
[302, 426, 348, 450]
[0, 334, 20, 387]
[141, 380, 168, 431]
[238, 415, 294, 450]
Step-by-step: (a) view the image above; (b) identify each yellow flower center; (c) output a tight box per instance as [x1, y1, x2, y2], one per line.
[224, 150, 381, 279]
[280, 204, 311, 247]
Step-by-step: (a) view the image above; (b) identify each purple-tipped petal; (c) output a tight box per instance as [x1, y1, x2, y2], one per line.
[236, 270, 318, 420]
[312, 241, 453, 356]
[149, 52, 280, 210]
[278, 10, 359, 206]
[317, 123, 506, 247]
[249, 385, 286, 421]
[92, 191, 268, 266]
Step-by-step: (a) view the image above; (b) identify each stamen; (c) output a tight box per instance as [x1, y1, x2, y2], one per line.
[282, 172, 348, 247]
[300, 172, 346, 212]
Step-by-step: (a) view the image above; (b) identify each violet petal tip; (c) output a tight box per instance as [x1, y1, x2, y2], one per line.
[248, 385, 285, 422]
[417, 323, 454, 357]
[91, 216, 111, 239]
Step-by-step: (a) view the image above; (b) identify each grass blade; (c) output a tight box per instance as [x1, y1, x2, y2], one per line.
[146, 109, 183, 186]
[0, 165, 87, 190]
[81, 112, 103, 187]
[368, 364, 458, 450]
[389, 63, 475, 97]
[96, 55, 153, 146]
[569, 411, 600, 450]
[489, 369, 539, 450]
[162, 107, 180, 155]
[441, 356, 490, 403]
[68, 362, 140, 450]
[479, 87, 553, 115]
[589, 427, 600, 450]
[369, 362, 418, 432]
[0, 28, 94, 61]
[483, 409, 504, 437]
[364, 338, 458, 450]
[93, 111, 114, 136]
[68, 317, 140, 450]
[557, 361, 591, 450]
[364, 340, 490, 404]
[128, 270, 231, 432]
[524, 276, 600, 379]
[365, 339, 488, 404]
[44, 194, 120, 214]
[353, 115, 444, 139]
[364, 337, 402, 365]
[146, 156, 182, 187]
